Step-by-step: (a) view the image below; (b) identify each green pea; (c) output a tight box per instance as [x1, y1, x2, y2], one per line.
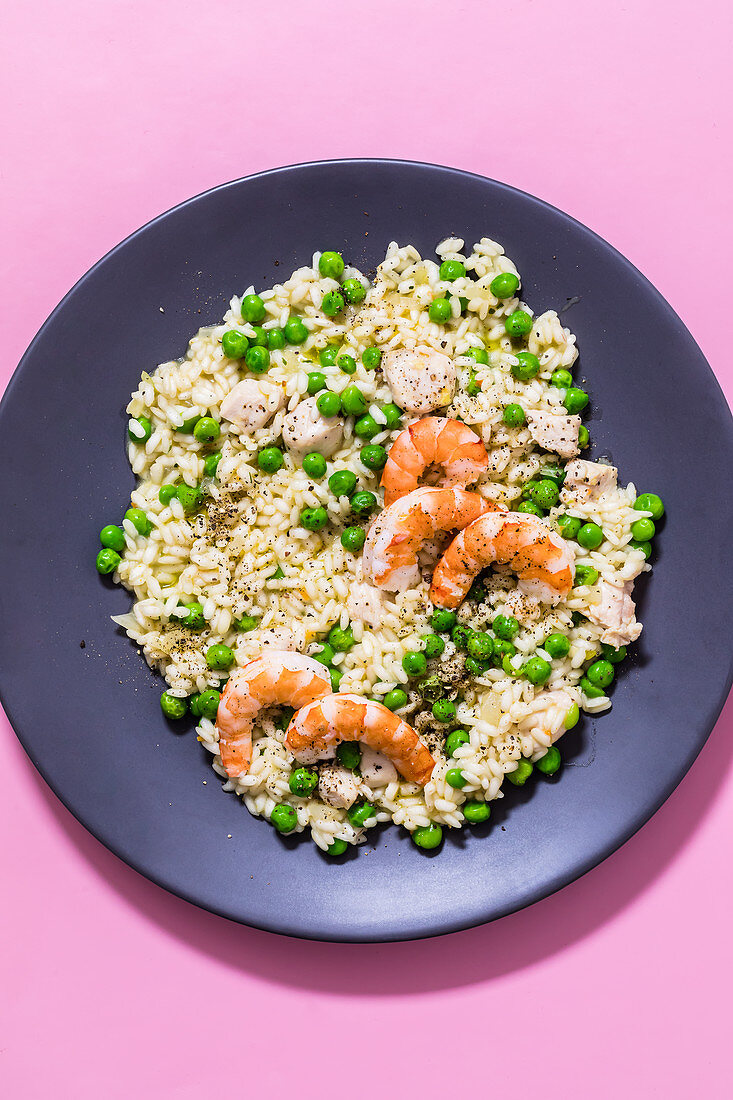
[305, 371, 327, 396]
[402, 651, 427, 677]
[465, 656, 488, 677]
[601, 643, 627, 664]
[128, 416, 153, 443]
[634, 492, 664, 520]
[176, 485, 203, 514]
[233, 614, 258, 633]
[432, 698, 456, 723]
[539, 463, 566, 485]
[267, 327, 286, 350]
[383, 688, 408, 711]
[284, 317, 308, 344]
[493, 614, 519, 640]
[419, 675, 444, 702]
[463, 800, 491, 824]
[206, 644, 234, 671]
[354, 414, 379, 439]
[631, 540, 652, 559]
[438, 259, 465, 281]
[328, 624, 355, 651]
[362, 347, 382, 370]
[301, 506, 329, 531]
[177, 414, 200, 434]
[492, 639, 516, 665]
[180, 602, 205, 630]
[577, 522, 603, 550]
[431, 609, 457, 633]
[412, 823, 443, 850]
[631, 517, 655, 541]
[446, 729, 470, 757]
[257, 446, 284, 474]
[444, 767, 466, 790]
[350, 490, 377, 515]
[580, 675, 605, 699]
[528, 478, 560, 510]
[302, 452, 327, 479]
[321, 290, 345, 316]
[423, 633, 445, 659]
[191, 688, 220, 720]
[337, 353, 357, 375]
[517, 501, 543, 517]
[341, 526, 366, 553]
[551, 368, 573, 388]
[524, 656, 551, 685]
[329, 667, 343, 692]
[248, 326, 268, 347]
[428, 298, 452, 323]
[467, 632, 493, 661]
[348, 801, 376, 828]
[564, 702, 580, 729]
[557, 513, 582, 540]
[318, 250, 345, 279]
[503, 403, 526, 427]
[100, 524, 125, 552]
[586, 659, 615, 689]
[245, 345, 270, 374]
[241, 293, 266, 323]
[361, 445, 388, 471]
[158, 484, 178, 505]
[193, 417, 220, 444]
[504, 310, 533, 337]
[124, 507, 152, 536]
[340, 385, 367, 416]
[316, 391, 341, 418]
[466, 346, 489, 365]
[319, 346, 339, 368]
[342, 278, 366, 304]
[490, 272, 520, 299]
[507, 759, 533, 786]
[289, 767, 319, 797]
[312, 642, 335, 666]
[563, 387, 589, 414]
[203, 452, 221, 479]
[160, 691, 187, 720]
[451, 623, 472, 650]
[326, 838, 348, 856]
[329, 469, 357, 498]
[536, 747, 561, 776]
[511, 351, 541, 381]
[336, 741, 362, 770]
[467, 370, 481, 397]
[574, 565, 599, 587]
[578, 425, 589, 449]
[271, 804, 298, 833]
[544, 632, 570, 659]
[96, 548, 120, 574]
[222, 330, 249, 359]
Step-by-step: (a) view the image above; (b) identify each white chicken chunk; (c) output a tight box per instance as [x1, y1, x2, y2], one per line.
[346, 581, 385, 628]
[561, 459, 618, 506]
[526, 410, 581, 459]
[318, 763, 360, 809]
[220, 379, 284, 432]
[358, 746, 398, 788]
[282, 396, 343, 457]
[586, 579, 642, 648]
[382, 346, 456, 414]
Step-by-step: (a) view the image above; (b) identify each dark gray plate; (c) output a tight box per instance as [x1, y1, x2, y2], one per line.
[1, 160, 731, 942]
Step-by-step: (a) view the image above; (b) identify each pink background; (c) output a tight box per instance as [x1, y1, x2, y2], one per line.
[2, 2, 732, 1096]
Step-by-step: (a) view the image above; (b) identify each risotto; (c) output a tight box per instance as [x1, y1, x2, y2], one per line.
[96, 236, 664, 855]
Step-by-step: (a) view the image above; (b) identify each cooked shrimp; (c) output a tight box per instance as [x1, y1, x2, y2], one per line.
[431, 511, 575, 608]
[216, 652, 331, 778]
[381, 417, 489, 506]
[362, 486, 502, 592]
[286, 693, 435, 786]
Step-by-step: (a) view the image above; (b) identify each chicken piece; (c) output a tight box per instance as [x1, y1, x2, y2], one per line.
[318, 763, 360, 809]
[257, 626, 306, 652]
[526, 410, 581, 459]
[282, 396, 343, 457]
[586, 579, 642, 648]
[561, 459, 618, 506]
[220, 379, 284, 432]
[346, 581, 385, 628]
[382, 346, 456, 414]
[358, 746, 398, 788]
